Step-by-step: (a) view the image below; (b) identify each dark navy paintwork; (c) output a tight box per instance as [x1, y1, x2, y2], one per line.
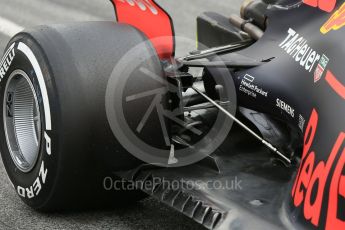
[116, 2, 345, 229]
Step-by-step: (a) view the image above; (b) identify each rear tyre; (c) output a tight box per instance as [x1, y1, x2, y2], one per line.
[0, 22, 161, 211]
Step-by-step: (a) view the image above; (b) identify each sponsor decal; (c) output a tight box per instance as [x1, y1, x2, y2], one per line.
[314, 54, 329, 83]
[303, 0, 337, 12]
[298, 114, 306, 131]
[17, 161, 48, 199]
[276, 98, 295, 118]
[321, 2, 345, 34]
[279, 28, 329, 83]
[280, 29, 345, 100]
[239, 74, 268, 98]
[0, 44, 16, 82]
[291, 109, 345, 229]
[117, 0, 158, 15]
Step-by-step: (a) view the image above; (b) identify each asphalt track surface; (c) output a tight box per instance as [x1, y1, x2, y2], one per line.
[0, 1, 242, 229]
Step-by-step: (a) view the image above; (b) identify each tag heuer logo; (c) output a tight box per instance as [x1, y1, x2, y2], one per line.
[314, 54, 329, 83]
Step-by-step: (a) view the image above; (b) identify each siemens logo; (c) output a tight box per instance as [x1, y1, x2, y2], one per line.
[276, 98, 295, 118]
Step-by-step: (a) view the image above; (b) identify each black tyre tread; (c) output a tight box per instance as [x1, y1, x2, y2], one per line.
[1, 22, 158, 211]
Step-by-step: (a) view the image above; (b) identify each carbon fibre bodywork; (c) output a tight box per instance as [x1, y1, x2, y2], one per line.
[113, 1, 345, 229]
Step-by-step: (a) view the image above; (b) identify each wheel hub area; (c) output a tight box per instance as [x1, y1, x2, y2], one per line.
[3, 70, 42, 173]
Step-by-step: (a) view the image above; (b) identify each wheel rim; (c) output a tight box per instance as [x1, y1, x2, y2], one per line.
[3, 70, 42, 173]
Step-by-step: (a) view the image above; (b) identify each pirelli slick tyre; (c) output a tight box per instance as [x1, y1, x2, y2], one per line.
[0, 22, 160, 211]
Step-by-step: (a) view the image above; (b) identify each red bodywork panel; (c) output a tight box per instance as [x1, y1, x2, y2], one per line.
[303, 0, 337, 12]
[111, 0, 175, 59]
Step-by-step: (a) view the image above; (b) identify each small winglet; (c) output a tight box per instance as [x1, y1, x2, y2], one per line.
[111, 0, 175, 59]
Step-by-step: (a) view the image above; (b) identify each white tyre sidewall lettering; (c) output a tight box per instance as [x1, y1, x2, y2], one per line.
[17, 161, 49, 199]
[17, 42, 51, 131]
[0, 43, 16, 189]
[0, 43, 16, 83]
[11, 42, 53, 199]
